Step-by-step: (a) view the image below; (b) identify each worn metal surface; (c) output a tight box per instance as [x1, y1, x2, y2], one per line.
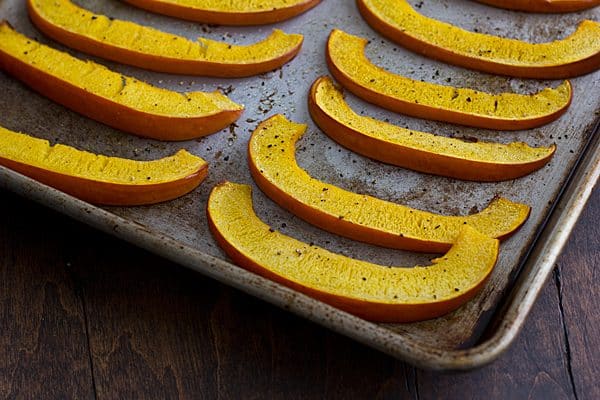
[0, 0, 598, 369]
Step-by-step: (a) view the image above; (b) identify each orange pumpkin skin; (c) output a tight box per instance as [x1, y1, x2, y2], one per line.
[207, 182, 500, 323]
[327, 53, 571, 131]
[208, 217, 495, 322]
[475, 0, 600, 13]
[27, 0, 303, 77]
[0, 156, 207, 206]
[308, 77, 556, 181]
[0, 122, 209, 205]
[0, 42, 242, 141]
[247, 115, 531, 253]
[326, 31, 573, 131]
[249, 154, 528, 252]
[357, 0, 600, 79]
[123, 0, 321, 25]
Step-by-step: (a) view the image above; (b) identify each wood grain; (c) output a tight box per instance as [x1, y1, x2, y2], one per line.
[417, 269, 574, 399]
[0, 192, 95, 399]
[554, 191, 600, 399]
[0, 186, 597, 399]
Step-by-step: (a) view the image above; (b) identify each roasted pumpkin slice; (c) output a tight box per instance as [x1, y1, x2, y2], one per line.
[0, 125, 207, 205]
[358, 0, 600, 78]
[309, 77, 556, 181]
[123, 0, 321, 25]
[248, 115, 530, 253]
[474, 0, 600, 13]
[27, 0, 303, 77]
[0, 23, 242, 141]
[208, 182, 500, 322]
[326, 30, 572, 130]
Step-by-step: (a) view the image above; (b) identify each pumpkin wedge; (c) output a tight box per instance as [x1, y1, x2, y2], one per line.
[123, 0, 321, 25]
[474, 0, 600, 13]
[0, 125, 207, 205]
[208, 182, 500, 322]
[309, 77, 556, 181]
[326, 30, 572, 130]
[27, 0, 303, 77]
[0, 23, 242, 141]
[248, 115, 530, 253]
[357, 0, 600, 79]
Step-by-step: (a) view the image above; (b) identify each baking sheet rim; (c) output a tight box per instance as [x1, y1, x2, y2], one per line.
[1, 119, 597, 371]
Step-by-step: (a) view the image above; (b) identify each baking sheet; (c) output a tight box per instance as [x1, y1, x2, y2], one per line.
[0, 0, 598, 368]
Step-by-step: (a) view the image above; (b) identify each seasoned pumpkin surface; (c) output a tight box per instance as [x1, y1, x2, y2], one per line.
[0, 126, 206, 185]
[327, 29, 572, 122]
[0, 24, 242, 118]
[360, 0, 600, 68]
[208, 182, 498, 307]
[248, 115, 531, 249]
[311, 77, 555, 165]
[29, 0, 303, 64]
[133, 0, 315, 12]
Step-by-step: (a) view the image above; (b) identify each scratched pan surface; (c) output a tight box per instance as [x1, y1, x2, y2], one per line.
[0, 0, 598, 369]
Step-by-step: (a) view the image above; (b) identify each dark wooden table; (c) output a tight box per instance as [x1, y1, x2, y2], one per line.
[0, 184, 597, 399]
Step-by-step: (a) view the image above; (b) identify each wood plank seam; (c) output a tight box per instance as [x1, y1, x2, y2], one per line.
[553, 266, 581, 400]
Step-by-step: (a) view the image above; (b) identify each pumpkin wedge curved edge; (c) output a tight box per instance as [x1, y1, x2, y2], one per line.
[27, 0, 303, 77]
[0, 23, 243, 141]
[358, 0, 600, 78]
[326, 29, 572, 130]
[474, 0, 600, 13]
[0, 125, 207, 205]
[123, 0, 321, 25]
[248, 115, 530, 253]
[309, 76, 556, 181]
[207, 181, 500, 323]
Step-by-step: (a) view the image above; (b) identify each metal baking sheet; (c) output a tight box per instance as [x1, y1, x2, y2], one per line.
[0, 0, 598, 369]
